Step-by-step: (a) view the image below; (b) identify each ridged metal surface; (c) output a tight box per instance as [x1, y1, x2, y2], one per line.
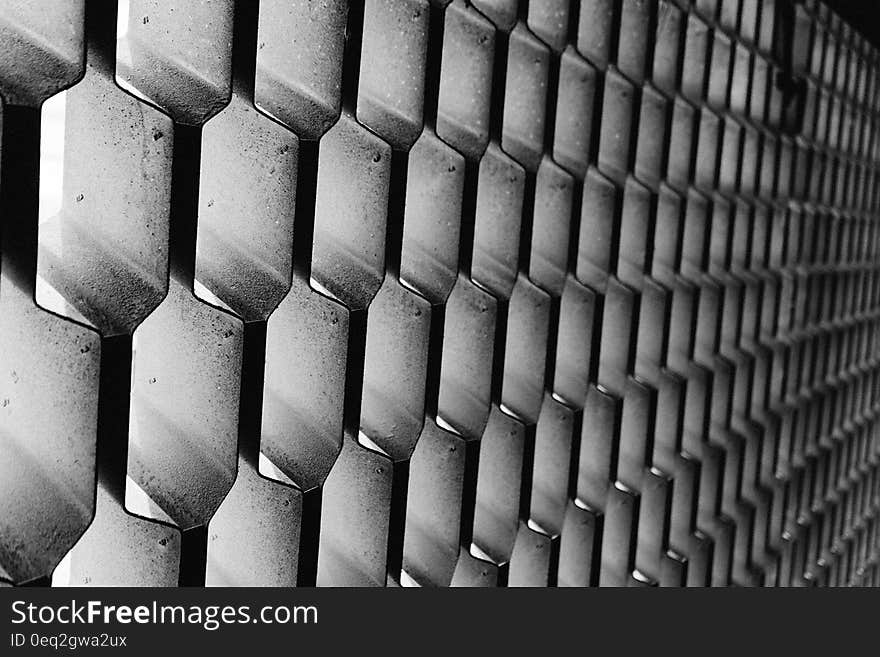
[0, 0, 878, 587]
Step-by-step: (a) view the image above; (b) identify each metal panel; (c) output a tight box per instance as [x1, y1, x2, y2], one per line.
[0, 0, 878, 589]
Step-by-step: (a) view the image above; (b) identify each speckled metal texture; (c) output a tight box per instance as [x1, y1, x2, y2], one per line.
[0, 0, 879, 588]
